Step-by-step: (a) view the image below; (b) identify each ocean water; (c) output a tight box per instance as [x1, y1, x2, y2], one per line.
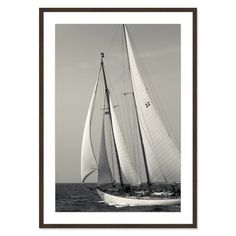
[56, 183, 180, 212]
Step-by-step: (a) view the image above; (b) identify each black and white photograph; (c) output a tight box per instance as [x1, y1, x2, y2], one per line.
[40, 8, 197, 227]
[56, 23, 181, 212]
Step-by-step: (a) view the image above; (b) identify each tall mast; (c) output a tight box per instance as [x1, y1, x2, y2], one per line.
[100, 53, 124, 189]
[122, 25, 152, 191]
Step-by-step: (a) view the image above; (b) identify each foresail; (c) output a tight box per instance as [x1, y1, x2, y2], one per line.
[81, 78, 99, 183]
[97, 115, 114, 186]
[124, 26, 180, 183]
[109, 98, 141, 186]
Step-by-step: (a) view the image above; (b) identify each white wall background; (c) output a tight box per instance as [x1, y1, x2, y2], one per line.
[0, 0, 236, 235]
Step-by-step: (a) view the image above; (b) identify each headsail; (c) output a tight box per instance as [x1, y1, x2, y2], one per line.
[109, 98, 141, 186]
[124, 26, 180, 183]
[97, 114, 114, 186]
[81, 77, 99, 183]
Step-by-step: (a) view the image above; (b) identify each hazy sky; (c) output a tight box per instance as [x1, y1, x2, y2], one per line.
[55, 24, 180, 183]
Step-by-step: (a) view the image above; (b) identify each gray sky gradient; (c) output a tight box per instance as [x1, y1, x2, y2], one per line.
[55, 24, 180, 183]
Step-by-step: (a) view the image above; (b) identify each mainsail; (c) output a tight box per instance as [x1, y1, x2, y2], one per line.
[97, 115, 114, 186]
[124, 26, 180, 183]
[81, 77, 99, 183]
[109, 98, 141, 186]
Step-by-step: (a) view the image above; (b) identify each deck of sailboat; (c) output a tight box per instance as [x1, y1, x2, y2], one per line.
[97, 183, 180, 200]
[97, 188, 180, 207]
[99, 192, 180, 200]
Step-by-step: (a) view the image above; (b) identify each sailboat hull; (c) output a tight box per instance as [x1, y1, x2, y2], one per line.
[97, 188, 180, 207]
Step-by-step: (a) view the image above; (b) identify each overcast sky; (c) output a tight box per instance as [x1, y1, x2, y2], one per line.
[55, 24, 180, 183]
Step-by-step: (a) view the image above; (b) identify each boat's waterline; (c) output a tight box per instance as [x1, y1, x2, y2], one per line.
[97, 188, 181, 207]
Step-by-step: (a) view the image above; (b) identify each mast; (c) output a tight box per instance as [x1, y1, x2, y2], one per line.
[100, 53, 124, 189]
[122, 24, 152, 191]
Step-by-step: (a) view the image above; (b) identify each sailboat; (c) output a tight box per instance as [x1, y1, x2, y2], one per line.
[81, 25, 181, 207]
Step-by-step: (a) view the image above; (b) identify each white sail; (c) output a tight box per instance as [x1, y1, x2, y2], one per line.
[109, 98, 141, 186]
[97, 115, 114, 186]
[81, 77, 99, 183]
[124, 26, 180, 183]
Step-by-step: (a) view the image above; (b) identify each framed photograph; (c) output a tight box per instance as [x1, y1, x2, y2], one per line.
[39, 8, 197, 228]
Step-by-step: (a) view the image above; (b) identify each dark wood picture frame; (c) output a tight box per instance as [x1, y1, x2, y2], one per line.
[39, 8, 197, 228]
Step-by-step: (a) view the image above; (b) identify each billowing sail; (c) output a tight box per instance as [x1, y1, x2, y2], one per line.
[81, 78, 99, 183]
[124, 26, 180, 183]
[97, 115, 114, 186]
[109, 98, 141, 186]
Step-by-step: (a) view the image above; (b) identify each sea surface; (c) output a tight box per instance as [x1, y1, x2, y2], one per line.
[56, 183, 180, 212]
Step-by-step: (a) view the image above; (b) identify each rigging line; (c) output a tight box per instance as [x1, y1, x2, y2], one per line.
[125, 95, 136, 167]
[123, 25, 152, 189]
[98, 97, 113, 185]
[129, 34, 161, 111]
[107, 120, 116, 183]
[89, 67, 102, 164]
[138, 57, 180, 150]
[129, 97, 139, 173]
[104, 101, 116, 182]
[99, 73, 106, 126]
[114, 29, 135, 159]
[122, 32, 140, 165]
[102, 83, 116, 182]
[117, 33, 131, 154]
[103, 53, 124, 103]
[97, 75, 106, 150]
[123, 32, 141, 181]
[134, 107, 141, 179]
[105, 25, 122, 56]
[101, 55, 124, 187]
[126, 98, 136, 157]
[121, 29, 133, 155]
[121, 95, 132, 154]
[129, 34, 180, 149]
[104, 68, 120, 109]
[108, 83, 130, 159]
[128, 32, 179, 147]
[132, 82, 168, 183]
[131, 95, 141, 180]
[109, 119, 116, 181]
[129, 97, 135, 155]
[128, 96, 137, 167]
[121, 34, 130, 151]
[126, 99, 136, 160]
[100, 62, 123, 150]
[122, 32, 127, 94]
